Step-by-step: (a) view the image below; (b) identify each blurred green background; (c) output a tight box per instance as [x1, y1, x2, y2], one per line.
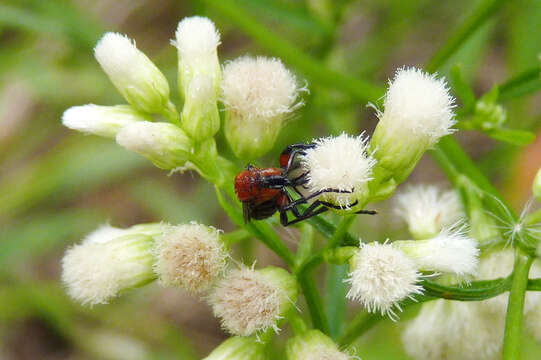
[1, 0, 541, 358]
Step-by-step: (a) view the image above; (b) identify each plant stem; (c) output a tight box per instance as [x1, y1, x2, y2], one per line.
[200, 0, 384, 103]
[503, 249, 533, 360]
[425, 0, 507, 73]
[498, 66, 541, 101]
[337, 311, 379, 347]
[297, 270, 329, 334]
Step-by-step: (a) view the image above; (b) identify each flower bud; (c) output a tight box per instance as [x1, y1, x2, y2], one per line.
[203, 336, 265, 360]
[94, 33, 176, 118]
[392, 227, 479, 276]
[286, 330, 353, 360]
[300, 132, 376, 209]
[346, 242, 423, 319]
[173, 16, 221, 141]
[370, 67, 455, 185]
[208, 266, 298, 336]
[174, 17, 221, 141]
[62, 104, 151, 138]
[115, 121, 193, 170]
[222, 56, 304, 160]
[61, 223, 164, 305]
[395, 184, 463, 239]
[533, 167, 541, 201]
[153, 223, 228, 293]
[402, 299, 505, 360]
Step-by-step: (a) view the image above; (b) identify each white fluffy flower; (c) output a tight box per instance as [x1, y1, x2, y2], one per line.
[221, 56, 304, 159]
[208, 266, 297, 336]
[395, 184, 464, 239]
[62, 104, 150, 138]
[115, 121, 193, 170]
[174, 16, 221, 58]
[174, 16, 221, 141]
[393, 227, 479, 276]
[153, 223, 228, 293]
[370, 67, 455, 182]
[402, 299, 505, 360]
[62, 224, 161, 305]
[94, 33, 172, 114]
[346, 242, 423, 319]
[301, 133, 376, 208]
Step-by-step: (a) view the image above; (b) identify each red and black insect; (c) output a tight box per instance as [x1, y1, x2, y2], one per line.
[234, 143, 376, 226]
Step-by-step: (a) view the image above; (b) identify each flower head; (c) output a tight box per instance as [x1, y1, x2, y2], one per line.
[174, 16, 221, 141]
[153, 223, 228, 293]
[208, 266, 298, 336]
[393, 227, 479, 276]
[115, 121, 193, 170]
[62, 224, 163, 305]
[94, 33, 172, 115]
[301, 133, 376, 208]
[222, 56, 304, 159]
[286, 330, 353, 360]
[346, 242, 423, 319]
[402, 299, 505, 360]
[62, 104, 151, 138]
[370, 67, 455, 183]
[203, 336, 265, 360]
[395, 184, 464, 239]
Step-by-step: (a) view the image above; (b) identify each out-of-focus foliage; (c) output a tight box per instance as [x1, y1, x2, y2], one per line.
[1, 0, 541, 359]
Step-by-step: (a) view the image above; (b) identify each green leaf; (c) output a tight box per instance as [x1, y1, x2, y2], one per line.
[484, 127, 536, 146]
[450, 64, 476, 111]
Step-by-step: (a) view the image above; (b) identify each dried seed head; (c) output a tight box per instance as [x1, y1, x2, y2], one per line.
[301, 132, 376, 208]
[346, 242, 423, 319]
[208, 266, 297, 336]
[154, 223, 228, 293]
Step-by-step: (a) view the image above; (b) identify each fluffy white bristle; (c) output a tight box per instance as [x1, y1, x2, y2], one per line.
[221, 56, 302, 121]
[395, 184, 464, 239]
[346, 242, 422, 319]
[301, 133, 376, 207]
[174, 16, 221, 56]
[382, 67, 456, 144]
[154, 223, 227, 293]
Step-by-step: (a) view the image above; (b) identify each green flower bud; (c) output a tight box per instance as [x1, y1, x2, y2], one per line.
[222, 56, 304, 160]
[370, 68, 455, 192]
[174, 17, 221, 141]
[203, 336, 265, 360]
[286, 330, 352, 360]
[62, 104, 151, 138]
[94, 33, 177, 121]
[115, 121, 193, 170]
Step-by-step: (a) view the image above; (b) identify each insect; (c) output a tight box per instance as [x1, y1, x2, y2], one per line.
[234, 143, 377, 226]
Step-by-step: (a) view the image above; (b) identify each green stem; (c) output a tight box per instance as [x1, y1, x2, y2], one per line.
[286, 310, 308, 335]
[425, 0, 507, 73]
[498, 66, 541, 101]
[337, 312, 379, 347]
[200, 0, 384, 103]
[297, 270, 329, 334]
[503, 250, 533, 360]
